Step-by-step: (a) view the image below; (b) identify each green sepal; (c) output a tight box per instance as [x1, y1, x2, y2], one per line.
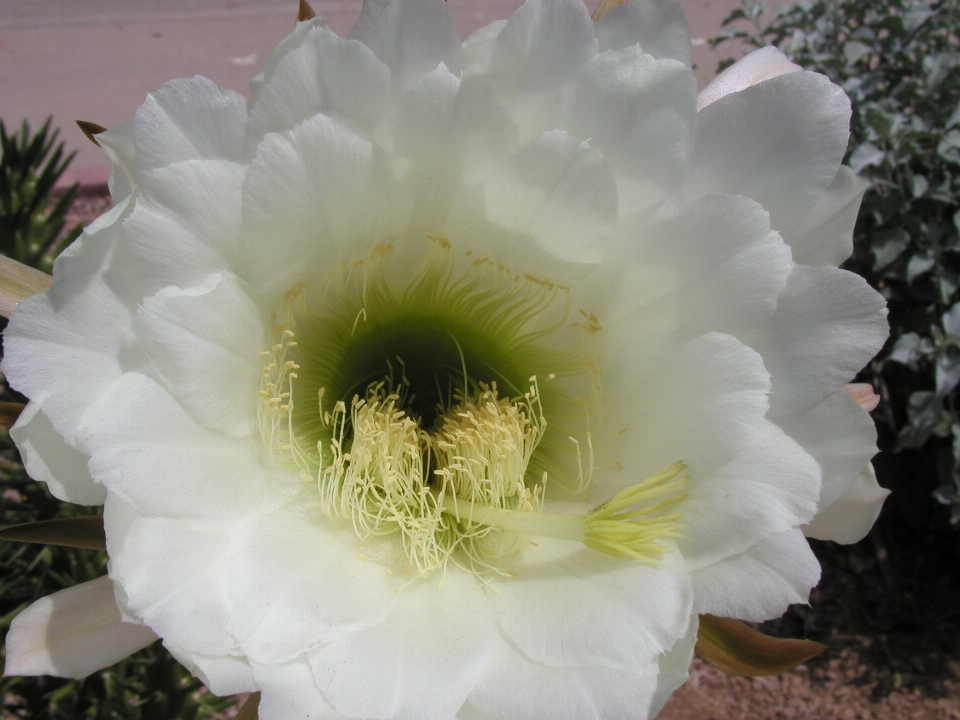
[0, 516, 106, 550]
[695, 613, 827, 677]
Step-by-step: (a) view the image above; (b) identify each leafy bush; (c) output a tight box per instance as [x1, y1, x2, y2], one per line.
[715, 0, 960, 522]
[0, 118, 234, 719]
[0, 118, 82, 274]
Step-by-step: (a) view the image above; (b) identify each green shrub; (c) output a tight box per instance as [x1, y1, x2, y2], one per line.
[0, 118, 82, 274]
[715, 0, 960, 521]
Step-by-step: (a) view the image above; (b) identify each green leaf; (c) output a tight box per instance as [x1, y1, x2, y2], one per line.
[695, 614, 827, 677]
[0, 516, 106, 550]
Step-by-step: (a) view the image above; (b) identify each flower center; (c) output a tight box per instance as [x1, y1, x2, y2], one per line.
[258, 238, 686, 576]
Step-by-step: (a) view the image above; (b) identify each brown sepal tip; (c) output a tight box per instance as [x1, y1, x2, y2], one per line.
[297, 0, 316, 21]
[235, 692, 261, 720]
[76, 120, 107, 147]
[695, 614, 828, 677]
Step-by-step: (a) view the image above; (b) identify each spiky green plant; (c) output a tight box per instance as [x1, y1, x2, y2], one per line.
[0, 118, 83, 274]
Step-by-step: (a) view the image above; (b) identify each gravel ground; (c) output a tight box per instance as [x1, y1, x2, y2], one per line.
[62, 193, 960, 720]
[660, 656, 960, 720]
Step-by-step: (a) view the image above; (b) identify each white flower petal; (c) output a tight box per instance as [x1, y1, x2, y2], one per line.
[249, 20, 390, 140]
[134, 76, 249, 173]
[124, 160, 245, 297]
[494, 539, 691, 669]
[690, 529, 821, 622]
[697, 46, 801, 111]
[77, 372, 292, 517]
[241, 113, 411, 298]
[136, 272, 264, 437]
[594, 0, 692, 66]
[804, 465, 889, 544]
[756, 265, 888, 418]
[349, 0, 465, 92]
[687, 70, 851, 242]
[570, 47, 696, 204]
[394, 65, 519, 227]
[254, 658, 345, 720]
[462, 20, 508, 64]
[474, 0, 597, 128]
[106, 505, 238, 656]
[648, 614, 698, 719]
[10, 402, 104, 505]
[165, 643, 257, 696]
[95, 121, 137, 202]
[791, 165, 871, 267]
[224, 509, 392, 665]
[484, 130, 617, 263]
[311, 571, 493, 720]
[775, 387, 878, 512]
[468, 630, 659, 720]
[1, 200, 135, 446]
[606, 194, 792, 348]
[3, 576, 157, 679]
[603, 333, 820, 567]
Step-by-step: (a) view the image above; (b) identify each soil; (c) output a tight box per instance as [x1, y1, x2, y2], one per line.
[64, 195, 960, 719]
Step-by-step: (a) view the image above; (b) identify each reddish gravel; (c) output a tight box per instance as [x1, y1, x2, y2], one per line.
[63, 193, 960, 720]
[659, 655, 960, 720]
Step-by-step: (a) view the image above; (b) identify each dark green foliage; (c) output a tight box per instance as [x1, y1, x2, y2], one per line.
[0, 118, 235, 718]
[0, 118, 82, 274]
[715, 0, 960, 522]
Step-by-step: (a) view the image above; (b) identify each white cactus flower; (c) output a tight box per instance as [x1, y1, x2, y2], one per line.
[1, 0, 889, 718]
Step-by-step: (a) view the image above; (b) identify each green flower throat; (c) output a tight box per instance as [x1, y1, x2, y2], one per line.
[258, 240, 685, 576]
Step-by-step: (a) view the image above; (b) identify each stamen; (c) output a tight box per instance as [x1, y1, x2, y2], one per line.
[437, 462, 687, 567]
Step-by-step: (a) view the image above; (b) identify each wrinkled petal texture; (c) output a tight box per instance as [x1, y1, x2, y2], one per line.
[2, 0, 889, 718]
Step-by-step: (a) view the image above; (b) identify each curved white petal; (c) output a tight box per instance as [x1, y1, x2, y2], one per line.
[594, 0, 691, 66]
[755, 265, 888, 418]
[165, 642, 257, 696]
[804, 465, 889, 544]
[462, 20, 508, 64]
[106, 504, 238, 656]
[77, 372, 293, 517]
[602, 333, 820, 567]
[1, 199, 135, 446]
[349, 0, 465, 92]
[124, 159, 245, 299]
[134, 76, 249, 173]
[690, 529, 821, 622]
[570, 47, 696, 207]
[775, 387, 877, 512]
[697, 46, 801, 111]
[96, 121, 137, 203]
[468, 630, 659, 720]
[3, 576, 157, 679]
[249, 20, 390, 140]
[241, 113, 411, 298]
[311, 571, 493, 720]
[10, 402, 104, 505]
[136, 272, 264, 437]
[648, 615, 698, 719]
[224, 509, 392, 665]
[254, 658, 345, 720]
[494, 539, 691, 670]
[471, 0, 598, 129]
[605, 194, 792, 349]
[687, 70, 851, 242]
[484, 130, 617, 263]
[394, 65, 519, 228]
[791, 165, 870, 267]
